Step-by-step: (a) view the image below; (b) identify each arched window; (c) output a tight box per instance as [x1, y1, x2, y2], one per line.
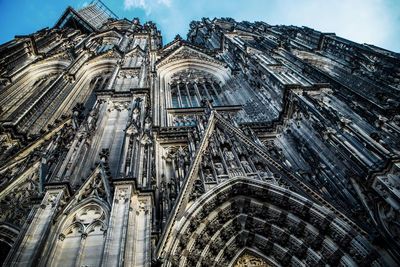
[48, 200, 109, 267]
[0, 73, 59, 122]
[169, 69, 224, 109]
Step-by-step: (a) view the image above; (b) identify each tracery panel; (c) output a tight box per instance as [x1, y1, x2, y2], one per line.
[168, 69, 226, 109]
[48, 201, 108, 267]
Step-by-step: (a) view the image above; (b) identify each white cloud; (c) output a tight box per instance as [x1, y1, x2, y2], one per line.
[124, 0, 172, 15]
[157, 0, 172, 7]
[270, 0, 396, 50]
[227, 0, 397, 52]
[124, 0, 147, 11]
[80, 1, 89, 8]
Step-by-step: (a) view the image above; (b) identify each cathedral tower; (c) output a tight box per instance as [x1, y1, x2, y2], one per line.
[0, 1, 399, 266]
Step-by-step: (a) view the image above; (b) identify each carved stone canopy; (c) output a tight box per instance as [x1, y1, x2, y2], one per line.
[234, 252, 270, 267]
[170, 69, 219, 85]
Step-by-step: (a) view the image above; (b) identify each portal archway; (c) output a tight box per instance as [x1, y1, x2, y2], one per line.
[160, 177, 381, 266]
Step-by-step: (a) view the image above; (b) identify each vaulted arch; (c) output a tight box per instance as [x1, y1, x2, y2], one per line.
[157, 46, 230, 86]
[232, 248, 272, 266]
[27, 60, 116, 135]
[159, 177, 382, 266]
[0, 60, 69, 123]
[11, 57, 71, 82]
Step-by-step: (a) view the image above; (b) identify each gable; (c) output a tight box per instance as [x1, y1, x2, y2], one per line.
[125, 45, 146, 57]
[158, 108, 367, 262]
[156, 45, 225, 68]
[60, 164, 112, 215]
[175, 111, 291, 216]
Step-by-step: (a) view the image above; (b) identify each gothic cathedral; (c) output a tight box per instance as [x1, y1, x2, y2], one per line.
[0, 2, 399, 266]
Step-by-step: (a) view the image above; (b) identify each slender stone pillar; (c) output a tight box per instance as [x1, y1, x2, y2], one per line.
[184, 83, 193, 107]
[102, 182, 133, 266]
[210, 82, 222, 105]
[128, 136, 138, 177]
[102, 181, 152, 267]
[176, 83, 183, 107]
[106, 64, 121, 90]
[193, 82, 202, 103]
[201, 82, 212, 100]
[131, 195, 152, 266]
[188, 83, 200, 106]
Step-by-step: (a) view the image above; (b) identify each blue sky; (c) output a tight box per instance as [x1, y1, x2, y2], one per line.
[0, 0, 399, 52]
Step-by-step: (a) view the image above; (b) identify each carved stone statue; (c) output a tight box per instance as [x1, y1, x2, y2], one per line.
[223, 147, 237, 168]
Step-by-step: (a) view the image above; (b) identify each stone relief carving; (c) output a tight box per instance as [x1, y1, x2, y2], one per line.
[0, 170, 40, 226]
[116, 188, 129, 203]
[137, 199, 149, 214]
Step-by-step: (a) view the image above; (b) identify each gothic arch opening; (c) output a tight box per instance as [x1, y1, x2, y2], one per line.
[169, 69, 225, 109]
[292, 50, 344, 76]
[86, 30, 122, 54]
[28, 61, 115, 135]
[45, 197, 110, 267]
[0, 60, 68, 123]
[154, 49, 231, 127]
[160, 177, 381, 266]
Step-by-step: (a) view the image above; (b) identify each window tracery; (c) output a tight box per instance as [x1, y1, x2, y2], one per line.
[50, 201, 108, 267]
[169, 69, 224, 109]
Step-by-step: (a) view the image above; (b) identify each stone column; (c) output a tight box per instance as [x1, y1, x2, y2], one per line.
[131, 195, 152, 266]
[119, 34, 129, 51]
[128, 136, 138, 177]
[102, 182, 133, 266]
[210, 82, 222, 105]
[193, 82, 202, 103]
[201, 81, 212, 100]
[176, 83, 183, 108]
[102, 181, 152, 267]
[106, 64, 121, 90]
[188, 83, 200, 106]
[6, 184, 69, 267]
[184, 83, 193, 107]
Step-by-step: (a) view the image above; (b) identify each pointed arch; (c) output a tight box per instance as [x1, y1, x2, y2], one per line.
[10, 57, 70, 82]
[159, 177, 382, 266]
[154, 45, 231, 127]
[44, 196, 110, 267]
[88, 30, 122, 44]
[30, 59, 116, 135]
[156, 46, 230, 85]
[0, 161, 41, 228]
[0, 60, 68, 123]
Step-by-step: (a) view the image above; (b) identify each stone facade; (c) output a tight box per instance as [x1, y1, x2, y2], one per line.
[0, 2, 399, 266]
